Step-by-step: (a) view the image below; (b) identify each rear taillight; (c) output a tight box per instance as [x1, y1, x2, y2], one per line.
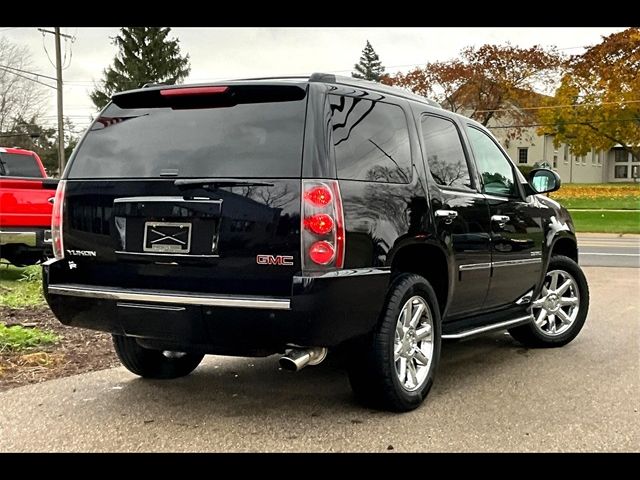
[304, 213, 334, 235]
[301, 180, 345, 270]
[51, 180, 66, 260]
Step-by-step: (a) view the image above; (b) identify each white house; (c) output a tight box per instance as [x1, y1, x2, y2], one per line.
[490, 125, 638, 183]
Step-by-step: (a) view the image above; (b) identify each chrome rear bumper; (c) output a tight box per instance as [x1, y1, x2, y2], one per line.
[47, 284, 291, 310]
[0, 231, 37, 247]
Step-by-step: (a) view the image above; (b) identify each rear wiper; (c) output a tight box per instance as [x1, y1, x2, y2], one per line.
[174, 178, 274, 189]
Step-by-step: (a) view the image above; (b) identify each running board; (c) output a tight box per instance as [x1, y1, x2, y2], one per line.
[442, 315, 533, 340]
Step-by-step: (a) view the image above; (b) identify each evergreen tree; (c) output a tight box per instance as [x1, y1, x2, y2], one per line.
[352, 41, 386, 81]
[90, 27, 191, 110]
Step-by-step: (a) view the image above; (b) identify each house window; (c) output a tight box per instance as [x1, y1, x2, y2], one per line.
[614, 149, 628, 162]
[582, 155, 586, 165]
[517, 148, 528, 164]
[553, 154, 558, 168]
[615, 165, 628, 179]
[575, 155, 580, 165]
[563, 145, 568, 164]
[592, 150, 597, 166]
[632, 165, 639, 179]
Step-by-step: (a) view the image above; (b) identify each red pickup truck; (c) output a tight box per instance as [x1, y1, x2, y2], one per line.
[0, 147, 56, 266]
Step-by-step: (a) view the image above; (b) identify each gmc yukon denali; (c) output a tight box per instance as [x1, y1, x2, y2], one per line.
[43, 74, 589, 411]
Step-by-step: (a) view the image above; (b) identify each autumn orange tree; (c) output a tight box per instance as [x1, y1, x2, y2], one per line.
[384, 44, 562, 136]
[538, 28, 640, 162]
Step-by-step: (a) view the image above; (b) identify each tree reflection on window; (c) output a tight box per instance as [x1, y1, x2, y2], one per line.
[420, 115, 472, 190]
[467, 127, 516, 197]
[329, 95, 411, 184]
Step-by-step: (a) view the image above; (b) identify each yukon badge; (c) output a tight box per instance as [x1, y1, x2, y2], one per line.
[256, 254, 294, 266]
[66, 249, 97, 257]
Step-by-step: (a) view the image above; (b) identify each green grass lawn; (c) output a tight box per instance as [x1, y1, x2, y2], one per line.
[551, 182, 640, 210]
[569, 210, 640, 234]
[558, 197, 640, 209]
[548, 183, 640, 232]
[0, 262, 58, 352]
[0, 323, 58, 352]
[0, 263, 45, 308]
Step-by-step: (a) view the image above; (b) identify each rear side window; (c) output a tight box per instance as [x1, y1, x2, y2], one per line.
[0, 153, 42, 178]
[67, 88, 307, 179]
[420, 115, 473, 191]
[329, 95, 411, 183]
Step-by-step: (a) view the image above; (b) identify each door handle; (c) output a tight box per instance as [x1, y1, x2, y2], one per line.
[435, 210, 458, 224]
[491, 215, 510, 224]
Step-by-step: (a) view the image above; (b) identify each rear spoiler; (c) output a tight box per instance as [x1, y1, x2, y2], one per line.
[111, 84, 306, 109]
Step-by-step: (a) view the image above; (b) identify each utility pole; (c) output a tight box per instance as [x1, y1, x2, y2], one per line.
[54, 27, 64, 172]
[38, 27, 74, 174]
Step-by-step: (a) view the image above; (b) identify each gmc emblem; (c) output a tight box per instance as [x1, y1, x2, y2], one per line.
[256, 254, 294, 266]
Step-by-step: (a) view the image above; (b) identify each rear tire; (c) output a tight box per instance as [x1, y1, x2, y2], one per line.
[113, 335, 204, 379]
[509, 255, 589, 348]
[346, 273, 441, 412]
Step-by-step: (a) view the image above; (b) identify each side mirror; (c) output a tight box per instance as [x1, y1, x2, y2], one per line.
[528, 168, 561, 194]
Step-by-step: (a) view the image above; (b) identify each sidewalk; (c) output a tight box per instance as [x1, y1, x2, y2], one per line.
[568, 209, 640, 212]
[576, 232, 640, 239]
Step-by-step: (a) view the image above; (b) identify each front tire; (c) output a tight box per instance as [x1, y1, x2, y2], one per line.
[509, 255, 589, 348]
[347, 273, 441, 412]
[113, 335, 204, 379]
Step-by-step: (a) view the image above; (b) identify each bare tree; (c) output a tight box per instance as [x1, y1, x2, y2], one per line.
[0, 37, 48, 133]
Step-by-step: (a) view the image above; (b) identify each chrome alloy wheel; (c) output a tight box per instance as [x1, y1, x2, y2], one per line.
[394, 296, 434, 392]
[531, 269, 580, 336]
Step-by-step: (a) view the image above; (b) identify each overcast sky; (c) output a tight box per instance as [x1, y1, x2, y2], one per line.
[1, 27, 626, 133]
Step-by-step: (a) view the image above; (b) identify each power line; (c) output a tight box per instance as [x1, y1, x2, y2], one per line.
[490, 119, 638, 128]
[0, 65, 56, 89]
[0, 63, 57, 81]
[474, 99, 640, 114]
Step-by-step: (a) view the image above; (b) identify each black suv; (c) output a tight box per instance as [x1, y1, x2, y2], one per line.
[44, 74, 589, 411]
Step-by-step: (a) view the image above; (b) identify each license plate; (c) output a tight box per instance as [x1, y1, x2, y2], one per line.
[143, 222, 192, 253]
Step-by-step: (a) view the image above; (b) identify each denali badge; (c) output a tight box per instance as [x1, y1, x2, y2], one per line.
[256, 254, 294, 266]
[66, 250, 97, 257]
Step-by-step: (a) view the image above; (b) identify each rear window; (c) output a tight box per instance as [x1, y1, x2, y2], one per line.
[0, 153, 43, 178]
[68, 89, 307, 179]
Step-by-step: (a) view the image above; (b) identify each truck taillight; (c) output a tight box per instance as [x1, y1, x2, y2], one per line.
[301, 180, 345, 270]
[51, 180, 66, 260]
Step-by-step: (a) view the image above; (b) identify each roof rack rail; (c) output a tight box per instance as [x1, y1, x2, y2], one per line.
[226, 75, 310, 82]
[142, 82, 169, 88]
[309, 72, 441, 108]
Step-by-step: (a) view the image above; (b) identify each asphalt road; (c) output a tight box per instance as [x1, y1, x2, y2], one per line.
[578, 234, 640, 268]
[1, 266, 638, 452]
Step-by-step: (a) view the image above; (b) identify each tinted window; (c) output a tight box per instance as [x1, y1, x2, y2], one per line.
[329, 95, 411, 183]
[0, 153, 42, 177]
[68, 97, 307, 179]
[467, 127, 517, 197]
[420, 115, 472, 190]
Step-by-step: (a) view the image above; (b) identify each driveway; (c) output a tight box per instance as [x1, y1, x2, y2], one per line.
[0, 266, 638, 452]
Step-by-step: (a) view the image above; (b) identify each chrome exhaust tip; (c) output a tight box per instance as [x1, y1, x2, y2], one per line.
[279, 347, 327, 372]
[162, 350, 187, 359]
